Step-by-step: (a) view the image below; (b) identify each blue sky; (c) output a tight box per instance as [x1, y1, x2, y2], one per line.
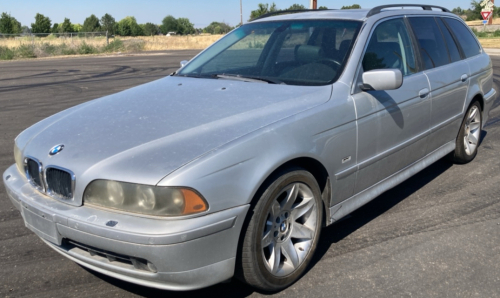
[3, 0, 472, 29]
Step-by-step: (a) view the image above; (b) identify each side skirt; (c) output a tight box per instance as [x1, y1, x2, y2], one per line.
[327, 141, 456, 225]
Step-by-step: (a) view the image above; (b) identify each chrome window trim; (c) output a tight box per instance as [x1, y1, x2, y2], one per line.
[44, 165, 76, 200]
[24, 156, 45, 193]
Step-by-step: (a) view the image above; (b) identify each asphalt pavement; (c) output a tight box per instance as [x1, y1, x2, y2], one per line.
[0, 51, 499, 298]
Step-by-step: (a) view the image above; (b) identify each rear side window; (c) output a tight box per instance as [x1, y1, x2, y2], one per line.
[443, 18, 482, 58]
[362, 18, 417, 76]
[436, 18, 461, 63]
[408, 17, 450, 69]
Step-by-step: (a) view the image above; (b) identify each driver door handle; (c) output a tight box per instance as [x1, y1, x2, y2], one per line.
[419, 88, 429, 99]
[461, 74, 469, 82]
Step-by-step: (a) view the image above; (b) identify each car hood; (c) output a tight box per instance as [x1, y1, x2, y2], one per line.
[18, 76, 332, 195]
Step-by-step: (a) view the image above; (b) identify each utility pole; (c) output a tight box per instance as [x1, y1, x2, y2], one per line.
[310, 0, 317, 9]
[240, 0, 243, 25]
[489, 0, 495, 25]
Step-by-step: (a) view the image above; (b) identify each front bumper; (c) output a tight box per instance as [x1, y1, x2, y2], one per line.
[3, 164, 249, 291]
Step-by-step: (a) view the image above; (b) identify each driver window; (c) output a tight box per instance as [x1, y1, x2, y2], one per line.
[362, 18, 417, 76]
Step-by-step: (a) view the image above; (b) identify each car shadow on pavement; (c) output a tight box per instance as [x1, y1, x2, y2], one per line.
[82, 132, 489, 297]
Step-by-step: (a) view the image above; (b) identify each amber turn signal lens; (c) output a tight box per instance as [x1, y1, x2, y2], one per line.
[181, 189, 208, 215]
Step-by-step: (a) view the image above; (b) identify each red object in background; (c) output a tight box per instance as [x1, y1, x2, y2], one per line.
[482, 11, 492, 20]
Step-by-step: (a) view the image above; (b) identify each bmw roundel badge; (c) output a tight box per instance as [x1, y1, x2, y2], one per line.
[49, 144, 65, 156]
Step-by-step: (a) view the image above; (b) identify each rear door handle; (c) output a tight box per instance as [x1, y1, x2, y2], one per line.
[461, 74, 469, 82]
[419, 88, 429, 98]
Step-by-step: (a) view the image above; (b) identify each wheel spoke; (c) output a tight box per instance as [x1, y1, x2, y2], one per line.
[262, 230, 273, 248]
[291, 221, 314, 240]
[291, 196, 315, 221]
[469, 108, 478, 121]
[270, 243, 282, 274]
[283, 184, 299, 211]
[281, 238, 299, 269]
[470, 122, 481, 131]
[270, 200, 281, 218]
[468, 134, 478, 145]
[464, 136, 472, 154]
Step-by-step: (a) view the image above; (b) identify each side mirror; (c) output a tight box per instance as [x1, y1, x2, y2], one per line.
[180, 60, 189, 68]
[361, 69, 403, 91]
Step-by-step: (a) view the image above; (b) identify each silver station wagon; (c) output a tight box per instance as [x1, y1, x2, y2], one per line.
[2, 4, 496, 292]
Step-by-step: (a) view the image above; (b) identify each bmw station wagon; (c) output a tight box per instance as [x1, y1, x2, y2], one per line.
[2, 4, 496, 292]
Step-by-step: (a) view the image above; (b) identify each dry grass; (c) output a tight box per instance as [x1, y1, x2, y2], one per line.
[122, 35, 224, 51]
[466, 18, 500, 26]
[0, 35, 225, 51]
[0, 35, 107, 49]
[477, 38, 500, 47]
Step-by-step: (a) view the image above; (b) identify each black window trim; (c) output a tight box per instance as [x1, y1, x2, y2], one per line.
[352, 16, 421, 94]
[406, 16, 453, 70]
[440, 16, 483, 59]
[432, 17, 453, 64]
[435, 17, 465, 61]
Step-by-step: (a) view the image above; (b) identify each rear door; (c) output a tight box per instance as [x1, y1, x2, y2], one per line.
[407, 17, 470, 153]
[351, 17, 431, 194]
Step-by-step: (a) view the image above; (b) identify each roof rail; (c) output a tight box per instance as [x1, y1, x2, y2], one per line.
[366, 4, 451, 17]
[251, 9, 336, 21]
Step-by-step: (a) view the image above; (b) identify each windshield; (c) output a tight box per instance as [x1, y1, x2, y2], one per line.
[177, 20, 362, 86]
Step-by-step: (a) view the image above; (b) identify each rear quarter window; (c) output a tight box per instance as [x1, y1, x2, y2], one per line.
[408, 17, 450, 69]
[443, 18, 482, 58]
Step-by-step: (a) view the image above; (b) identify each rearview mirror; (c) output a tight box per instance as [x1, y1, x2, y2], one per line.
[361, 69, 403, 91]
[180, 60, 189, 68]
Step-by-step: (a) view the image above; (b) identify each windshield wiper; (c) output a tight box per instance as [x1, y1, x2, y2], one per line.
[213, 74, 285, 85]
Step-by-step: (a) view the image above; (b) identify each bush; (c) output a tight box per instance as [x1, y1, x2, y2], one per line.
[104, 38, 124, 52]
[61, 44, 77, 55]
[493, 30, 500, 37]
[0, 46, 15, 60]
[78, 42, 97, 54]
[16, 44, 36, 58]
[39, 43, 58, 55]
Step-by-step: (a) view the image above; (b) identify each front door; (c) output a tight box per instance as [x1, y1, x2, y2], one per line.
[351, 17, 431, 194]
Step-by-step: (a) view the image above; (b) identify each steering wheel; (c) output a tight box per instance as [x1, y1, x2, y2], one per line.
[316, 58, 342, 70]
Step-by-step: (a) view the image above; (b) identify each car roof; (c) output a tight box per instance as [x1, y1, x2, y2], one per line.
[251, 5, 454, 23]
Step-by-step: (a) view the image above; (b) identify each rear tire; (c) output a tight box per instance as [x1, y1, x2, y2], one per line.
[238, 168, 323, 292]
[452, 101, 482, 164]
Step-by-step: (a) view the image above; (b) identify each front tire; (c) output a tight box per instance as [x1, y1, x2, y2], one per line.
[239, 168, 323, 291]
[452, 101, 482, 164]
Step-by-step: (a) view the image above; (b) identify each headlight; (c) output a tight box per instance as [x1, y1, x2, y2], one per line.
[83, 180, 208, 217]
[14, 144, 24, 174]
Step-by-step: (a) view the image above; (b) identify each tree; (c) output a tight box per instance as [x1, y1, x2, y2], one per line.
[250, 3, 279, 20]
[11, 17, 21, 34]
[341, 4, 361, 9]
[160, 15, 178, 34]
[318, 6, 328, 10]
[287, 4, 306, 10]
[451, 7, 465, 15]
[204, 21, 233, 34]
[82, 14, 100, 32]
[51, 23, 59, 33]
[117, 16, 142, 36]
[60, 18, 73, 33]
[142, 23, 159, 36]
[0, 13, 13, 34]
[100, 13, 116, 35]
[31, 13, 51, 33]
[467, 1, 482, 21]
[177, 18, 195, 35]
